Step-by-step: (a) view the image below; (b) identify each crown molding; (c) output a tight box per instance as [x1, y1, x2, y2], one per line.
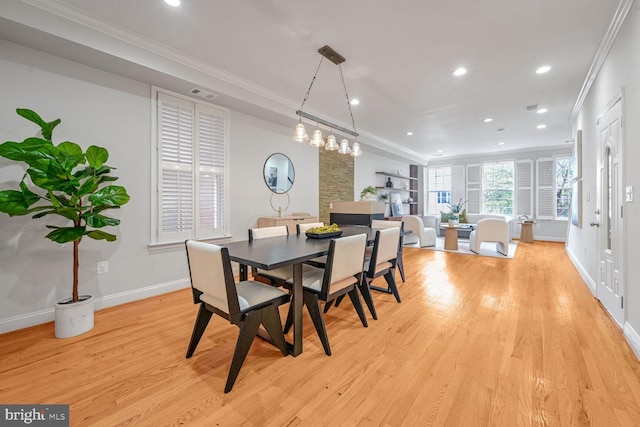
[571, 0, 635, 121]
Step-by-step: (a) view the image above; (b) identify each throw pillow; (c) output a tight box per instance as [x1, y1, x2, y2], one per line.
[440, 210, 447, 222]
[458, 209, 468, 223]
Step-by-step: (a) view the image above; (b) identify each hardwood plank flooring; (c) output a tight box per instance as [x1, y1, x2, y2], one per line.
[2, 242, 640, 426]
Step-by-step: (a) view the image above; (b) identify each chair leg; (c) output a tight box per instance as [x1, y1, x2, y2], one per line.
[323, 299, 334, 313]
[334, 294, 346, 308]
[347, 288, 368, 328]
[283, 299, 294, 334]
[397, 255, 406, 282]
[186, 304, 213, 358]
[304, 292, 331, 356]
[384, 270, 402, 303]
[261, 305, 289, 356]
[225, 311, 262, 393]
[358, 279, 378, 320]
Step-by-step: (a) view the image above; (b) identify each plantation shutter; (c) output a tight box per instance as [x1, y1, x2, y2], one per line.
[196, 106, 226, 238]
[159, 93, 194, 241]
[158, 92, 228, 242]
[536, 158, 555, 219]
[515, 160, 533, 217]
[466, 164, 481, 213]
[451, 165, 465, 209]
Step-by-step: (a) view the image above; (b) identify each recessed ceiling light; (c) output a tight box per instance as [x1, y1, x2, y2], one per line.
[537, 108, 548, 114]
[537, 124, 547, 129]
[453, 67, 467, 77]
[483, 118, 493, 123]
[406, 131, 413, 136]
[536, 65, 551, 74]
[437, 149, 443, 153]
[498, 142, 505, 146]
[350, 99, 360, 105]
[164, 0, 180, 5]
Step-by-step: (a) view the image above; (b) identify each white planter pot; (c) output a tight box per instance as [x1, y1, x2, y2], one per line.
[54, 295, 95, 338]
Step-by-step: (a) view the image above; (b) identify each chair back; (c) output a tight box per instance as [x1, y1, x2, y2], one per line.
[296, 222, 324, 234]
[367, 227, 400, 276]
[249, 225, 288, 241]
[476, 218, 508, 237]
[321, 233, 367, 298]
[185, 240, 240, 317]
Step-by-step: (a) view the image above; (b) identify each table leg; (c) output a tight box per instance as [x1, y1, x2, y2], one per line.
[238, 263, 248, 281]
[291, 263, 303, 356]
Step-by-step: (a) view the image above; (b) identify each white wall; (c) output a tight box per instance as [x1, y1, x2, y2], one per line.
[0, 40, 318, 333]
[568, 2, 640, 353]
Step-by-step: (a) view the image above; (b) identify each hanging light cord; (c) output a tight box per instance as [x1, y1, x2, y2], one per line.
[298, 56, 325, 112]
[338, 63, 358, 138]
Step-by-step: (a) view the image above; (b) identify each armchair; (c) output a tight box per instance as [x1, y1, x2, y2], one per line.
[402, 215, 436, 247]
[469, 218, 510, 256]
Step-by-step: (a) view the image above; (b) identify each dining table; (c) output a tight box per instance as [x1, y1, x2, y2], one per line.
[222, 225, 407, 356]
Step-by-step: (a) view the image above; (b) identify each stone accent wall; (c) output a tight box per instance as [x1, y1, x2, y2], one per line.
[319, 149, 354, 224]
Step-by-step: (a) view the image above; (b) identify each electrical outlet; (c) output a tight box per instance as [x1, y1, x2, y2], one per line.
[97, 261, 109, 274]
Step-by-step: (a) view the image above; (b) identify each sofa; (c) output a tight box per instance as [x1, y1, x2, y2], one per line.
[425, 213, 513, 239]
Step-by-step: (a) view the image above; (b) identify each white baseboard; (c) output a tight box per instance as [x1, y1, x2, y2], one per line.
[624, 322, 640, 362]
[0, 278, 190, 335]
[533, 235, 566, 242]
[565, 247, 596, 295]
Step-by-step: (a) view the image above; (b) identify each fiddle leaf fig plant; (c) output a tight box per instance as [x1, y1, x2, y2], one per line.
[0, 108, 130, 303]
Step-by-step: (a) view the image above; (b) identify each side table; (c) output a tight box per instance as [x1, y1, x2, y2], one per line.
[440, 224, 460, 250]
[519, 222, 535, 243]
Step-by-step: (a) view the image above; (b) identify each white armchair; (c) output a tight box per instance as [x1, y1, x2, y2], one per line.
[401, 215, 436, 247]
[469, 218, 510, 256]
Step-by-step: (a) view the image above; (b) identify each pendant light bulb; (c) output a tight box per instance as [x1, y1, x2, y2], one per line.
[310, 127, 325, 147]
[350, 142, 362, 157]
[325, 134, 339, 151]
[292, 121, 309, 143]
[338, 139, 351, 155]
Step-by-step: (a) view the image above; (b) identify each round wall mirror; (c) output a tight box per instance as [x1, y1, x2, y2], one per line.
[263, 153, 295, 194]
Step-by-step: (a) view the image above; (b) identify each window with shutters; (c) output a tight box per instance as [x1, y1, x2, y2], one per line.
[536, 158, 556, 219]
[426, 166, 451, 213]
[154, 90, 229, 243]
[482, 161, 514, 215]
[466, 164, 481, 213]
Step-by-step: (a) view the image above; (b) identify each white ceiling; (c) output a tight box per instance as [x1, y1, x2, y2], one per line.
[0, 0, 622, 162]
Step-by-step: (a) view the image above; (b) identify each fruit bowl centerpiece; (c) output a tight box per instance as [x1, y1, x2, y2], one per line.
[305, 223, 343, 239]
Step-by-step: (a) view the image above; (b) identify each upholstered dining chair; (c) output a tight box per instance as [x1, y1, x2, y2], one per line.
[365, 227, 402, 304]
[283, 233, 368, 356]
[296, 222, 327, 268]
[469, 218, 510, 256]
[370, 219, 406, 282]
[184, 240, 290, 393]
[248, 225, 296, 286]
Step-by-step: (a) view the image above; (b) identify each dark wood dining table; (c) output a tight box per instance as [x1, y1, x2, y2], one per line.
[222, 226, 407, 356]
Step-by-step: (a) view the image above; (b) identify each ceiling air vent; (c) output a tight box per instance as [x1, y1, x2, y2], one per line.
[525, 103, 539, 111]
[189, 87, 218, 100]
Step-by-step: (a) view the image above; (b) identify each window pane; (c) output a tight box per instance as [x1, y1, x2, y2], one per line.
[482, 162, 514, 214]
[427, 166, 451, 213]
[555, 157, 572, 219]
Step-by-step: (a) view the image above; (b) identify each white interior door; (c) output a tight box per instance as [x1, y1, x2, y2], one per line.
[595, 98, 624, 325]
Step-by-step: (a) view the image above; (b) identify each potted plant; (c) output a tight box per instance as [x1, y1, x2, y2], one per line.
[0, 108, 130, 338]
[360, 185, 378, 200]
[379, 193, 389, 202]
[446, 198, 467, 225]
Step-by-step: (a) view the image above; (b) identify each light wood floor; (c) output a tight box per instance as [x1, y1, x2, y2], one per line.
[2, 242, 640, 426]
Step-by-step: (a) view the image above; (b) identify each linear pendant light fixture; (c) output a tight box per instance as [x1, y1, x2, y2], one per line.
[292, 45, 362, 157]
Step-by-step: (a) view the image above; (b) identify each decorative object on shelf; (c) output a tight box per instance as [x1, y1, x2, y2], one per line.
[379, 193, 389, 202]
[386, 177, 393, 188]
[291, 45, 363, 157]
[389, 191, 404, 216]
[407, 196, 413, 203]
[0, 108, 131, 338]
[270, 192, 290, 217]
[360, 186, 378, 200]
[263, 153, 295, 194]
